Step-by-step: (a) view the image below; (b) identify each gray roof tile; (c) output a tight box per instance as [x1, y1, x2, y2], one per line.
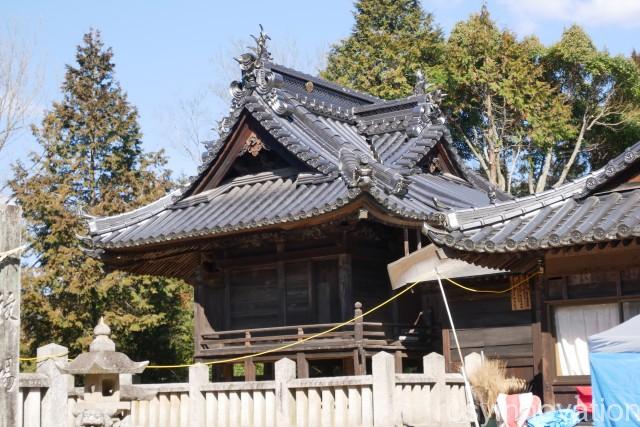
[427, 141, 640, 252]
[87, 38, 497, 249]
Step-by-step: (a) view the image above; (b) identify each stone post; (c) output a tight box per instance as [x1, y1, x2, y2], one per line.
[189, 363, 209, 427]
[464, 352, 482, 377]
[0, 204, 21, 427]
[119, 373, 133, 386]
[372, 351, 396, 427]
[274, 358, 296, 427]
[37, 343, 70, 427]
[423, 352, 446, 425]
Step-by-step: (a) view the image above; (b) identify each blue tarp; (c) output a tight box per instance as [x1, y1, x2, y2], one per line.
[589, 315, 640, 427]
[526, 409, 581, 427]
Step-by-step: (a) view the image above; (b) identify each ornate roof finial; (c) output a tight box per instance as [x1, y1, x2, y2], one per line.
[227, 25, 290, 118]
[233, 25, 271, 72]
[487, 186, 497, 204]
[250, 24, 272, 62]
[414, 70, 427, 95]
[94, 316, 110, 337]
[89, 317, 115, 352]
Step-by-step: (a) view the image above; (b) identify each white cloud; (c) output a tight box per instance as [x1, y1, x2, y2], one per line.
[497, 0, 640, 29]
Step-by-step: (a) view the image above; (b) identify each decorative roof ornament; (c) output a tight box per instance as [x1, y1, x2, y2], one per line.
[393, 175, 409, 196]
[226, 24, 291, 120]
[487, 186, 497, 204]
[251, 24, 272, 62]
[407, 71, 446, 137]
[414, 70, 430, 96]
[353, 156, 373, 190]
[239, 134, 268, 157]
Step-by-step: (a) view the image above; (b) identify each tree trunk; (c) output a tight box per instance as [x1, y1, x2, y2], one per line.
[535, 148, 553, 193]
[455, 124, 491, 180]
[528, 161, 535, 195]
[496, 156, 506, 191]
[484, 93, 500, 187]
[506, 145, 522, 195]
[553, 114, 588, 188]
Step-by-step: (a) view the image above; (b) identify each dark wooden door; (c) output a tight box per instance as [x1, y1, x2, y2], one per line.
[229, 267, 279, 329]
[313, 260, 340, 323]
[285, 261, 314, 325]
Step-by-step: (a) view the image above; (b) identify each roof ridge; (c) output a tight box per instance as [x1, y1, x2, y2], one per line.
[442, 141, 640, 232]
[268, 62, 380, 104]
[291, 92, 356, 121]
[445, 176, 592, 231]
[582, 140, 640, 194]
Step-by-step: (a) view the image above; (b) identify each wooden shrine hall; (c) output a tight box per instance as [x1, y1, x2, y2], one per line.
[85, 28, 504, 380]
[417, 141, 640, 405]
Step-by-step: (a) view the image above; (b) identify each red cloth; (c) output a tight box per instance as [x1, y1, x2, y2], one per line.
[495, 393, 542, 427]
[576, 386, 593, 414]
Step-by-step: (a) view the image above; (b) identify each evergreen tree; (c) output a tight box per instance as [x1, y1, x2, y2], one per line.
[543, 27, 640, 181]
[632, 49, 640, 68]
[443, 6, 574, 194]
[11, 30, 192, 381]
[322, 0, 443, 99]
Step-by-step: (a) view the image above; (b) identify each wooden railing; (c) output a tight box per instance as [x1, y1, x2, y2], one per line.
[199, 303, 431, 357]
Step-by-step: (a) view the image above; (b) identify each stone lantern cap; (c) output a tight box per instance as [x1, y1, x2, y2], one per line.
[62, 317, 149, 375]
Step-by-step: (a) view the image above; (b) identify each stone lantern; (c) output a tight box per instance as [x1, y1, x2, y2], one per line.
[63, 317, 148, 427]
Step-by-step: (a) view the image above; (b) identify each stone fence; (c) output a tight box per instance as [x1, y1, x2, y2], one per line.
[17, 344, 480, 427]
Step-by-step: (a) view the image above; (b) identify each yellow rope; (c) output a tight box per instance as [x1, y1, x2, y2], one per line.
[444, 271, 540, 294]
[18, 352, 68, 362]
[146, 279, 424, 369]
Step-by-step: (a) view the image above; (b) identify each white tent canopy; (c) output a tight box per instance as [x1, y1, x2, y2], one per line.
[387, 244, 507, 290]
[588, 314, 640, 353]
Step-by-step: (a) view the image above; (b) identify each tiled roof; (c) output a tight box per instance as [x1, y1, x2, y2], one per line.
[90, 168, 490, 249]
[426, 141, 640, 253]
[87, 29, 499, 249]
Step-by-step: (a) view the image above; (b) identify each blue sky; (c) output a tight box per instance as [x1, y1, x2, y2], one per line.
[2, 0, 639, 188]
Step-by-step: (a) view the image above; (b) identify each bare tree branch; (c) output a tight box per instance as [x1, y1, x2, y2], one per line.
[0, 24, 39, 154]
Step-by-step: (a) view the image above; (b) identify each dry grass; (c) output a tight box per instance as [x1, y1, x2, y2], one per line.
[468, 359, 528, 416]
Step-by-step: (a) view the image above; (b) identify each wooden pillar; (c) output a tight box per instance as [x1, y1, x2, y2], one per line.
[0, 204, 21, 427]
[535, 260, 555, 405]
[541, 331, 556, 406]
[441, 328, 452, 372]
[415, 229, 422, 250]
[276, 241, 286, 326]
[223, 269, 231, 330]
[403, 228, 409, 256]
[338, 254, 352, 321]
[193, 284, 202, 355]
[296, 353, 309, 379]
[532, 322, 542, 378]
[394, 351, 403, 374]
[354, 302, 366, 375]
[193, 268, 211, 357]
[244, 358, 256, 381]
